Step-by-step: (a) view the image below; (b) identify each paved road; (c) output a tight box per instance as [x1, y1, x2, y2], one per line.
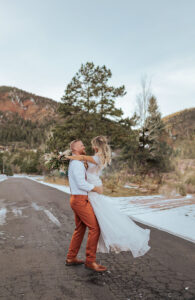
[0, 178, 195, 300]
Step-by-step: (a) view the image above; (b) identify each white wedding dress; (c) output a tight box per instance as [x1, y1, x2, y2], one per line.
[87, 155, 151, 258]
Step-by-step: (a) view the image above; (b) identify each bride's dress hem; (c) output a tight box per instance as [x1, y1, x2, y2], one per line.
[97, 228, 151, 258]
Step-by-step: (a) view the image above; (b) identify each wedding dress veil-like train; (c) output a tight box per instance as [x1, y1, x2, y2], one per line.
[87, 155, 151, 258]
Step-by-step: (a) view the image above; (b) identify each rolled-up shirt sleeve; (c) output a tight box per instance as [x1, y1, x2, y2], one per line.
[71, 161, 94, 192]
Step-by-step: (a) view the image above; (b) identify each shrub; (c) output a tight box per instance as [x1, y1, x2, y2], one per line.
[177, 184, 187, 196]
[185, 175, 195, 186]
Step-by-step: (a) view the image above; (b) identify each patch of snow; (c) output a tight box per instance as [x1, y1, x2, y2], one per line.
[16, 174, 71, 194]
[0, 208, 7, 225]
[15, 94, 21, 103]
[13, 174, 44, 180]
[106, 194, 195, 243]
[129, 205, 195, 243]
[124, 184, 139, 189]
[30, 97, 35, 103]
[31, 202, 43, 211]
[17, 235, 24, 239]
[12, 208, 22, 216]
[36, 181, 71, 194]
[0, 175, 8, 183]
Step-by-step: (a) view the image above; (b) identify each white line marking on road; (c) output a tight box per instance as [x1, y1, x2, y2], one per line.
[43, 210, 61, 227]
[31, 202, 61, 227]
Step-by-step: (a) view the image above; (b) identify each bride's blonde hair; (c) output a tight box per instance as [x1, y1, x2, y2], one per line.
[91, 136, 112, 167]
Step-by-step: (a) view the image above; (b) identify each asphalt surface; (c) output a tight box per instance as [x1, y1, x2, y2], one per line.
[0, 177, 195, 300]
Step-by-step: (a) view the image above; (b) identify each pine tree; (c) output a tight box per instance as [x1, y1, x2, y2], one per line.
[144, 96, 172, 171]
[0, 153, 3, 173]
[48, 62, 129, 152]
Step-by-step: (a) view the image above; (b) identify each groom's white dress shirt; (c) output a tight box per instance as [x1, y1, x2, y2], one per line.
[68, 160, 94, 195]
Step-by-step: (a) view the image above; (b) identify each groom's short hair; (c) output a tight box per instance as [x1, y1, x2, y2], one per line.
[70, 139, 82, 151]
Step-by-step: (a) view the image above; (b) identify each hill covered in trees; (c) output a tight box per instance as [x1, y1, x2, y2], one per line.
[163, 107, 195, 140]
[162, 107, 195, 158]
[0, 86, 60, 150]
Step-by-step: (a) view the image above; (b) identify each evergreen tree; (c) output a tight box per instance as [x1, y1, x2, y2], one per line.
[48, 62, 129, 153]
[0, 153, 3, 173]
[144, 96, 172, 171]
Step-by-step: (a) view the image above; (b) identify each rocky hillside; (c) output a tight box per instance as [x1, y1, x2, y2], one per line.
[0, 86, 59, 122]
[0, 86, 61, 150]
[162, 107, 195, 158]
[162, 107, 195, 140]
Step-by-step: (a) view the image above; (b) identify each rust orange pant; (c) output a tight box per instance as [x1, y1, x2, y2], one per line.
[66, 195, 100, 263]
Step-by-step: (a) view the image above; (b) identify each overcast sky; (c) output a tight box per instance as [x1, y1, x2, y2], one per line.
[0, 0, 194, 117]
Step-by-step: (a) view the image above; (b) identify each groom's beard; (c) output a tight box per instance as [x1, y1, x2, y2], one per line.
[80, 150, 86, 155]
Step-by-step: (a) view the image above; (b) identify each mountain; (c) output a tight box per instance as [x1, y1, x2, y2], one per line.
[162, 107, 195, 140]
[162, 107, 195, 158]
[0, 86, 59, 122]
[0, 86, 61, 150]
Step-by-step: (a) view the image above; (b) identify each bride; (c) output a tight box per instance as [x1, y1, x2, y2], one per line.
[66, 136, 151, 258]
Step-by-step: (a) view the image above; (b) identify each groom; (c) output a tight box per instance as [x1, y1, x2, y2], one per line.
[65, 140, 107, 272]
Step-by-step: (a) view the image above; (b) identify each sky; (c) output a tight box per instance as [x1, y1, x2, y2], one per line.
[0, 0, 195, 117]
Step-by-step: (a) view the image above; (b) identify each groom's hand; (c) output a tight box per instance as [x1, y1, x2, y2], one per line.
[92, 186, 103, 194]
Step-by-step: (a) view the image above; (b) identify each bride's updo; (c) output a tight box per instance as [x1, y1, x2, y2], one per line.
[91, 136, 112, 167]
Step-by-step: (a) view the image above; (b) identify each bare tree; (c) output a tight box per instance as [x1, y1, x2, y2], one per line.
[136, 74, 152, 128]
[135, 75, 152, 151]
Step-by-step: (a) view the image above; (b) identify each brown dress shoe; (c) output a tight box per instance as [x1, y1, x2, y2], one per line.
[85, 261, 107, 272]
[65, 257, 84, 266]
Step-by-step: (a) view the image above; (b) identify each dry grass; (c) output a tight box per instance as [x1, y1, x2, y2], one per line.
[42, 174, 158, 197]
[160, 158, 195, 196]
[103, 186, 157, 197]
[42, 176, 69, 186]
[42, 158, 195, 197]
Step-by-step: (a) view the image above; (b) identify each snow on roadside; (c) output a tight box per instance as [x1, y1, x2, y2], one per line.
[126, 204, 195, 243]
[13, 174, 45, 180]
[13, 174, 71, 194]
[13, 174, 195, 243]
[35, 181, 71, 194]
[0, 175, 8, 183]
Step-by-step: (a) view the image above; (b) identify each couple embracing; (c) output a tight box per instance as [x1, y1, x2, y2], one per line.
[62, 136, 150, 272]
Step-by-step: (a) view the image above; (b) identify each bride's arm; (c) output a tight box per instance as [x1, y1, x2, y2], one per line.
[67, 155, 97, 164]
